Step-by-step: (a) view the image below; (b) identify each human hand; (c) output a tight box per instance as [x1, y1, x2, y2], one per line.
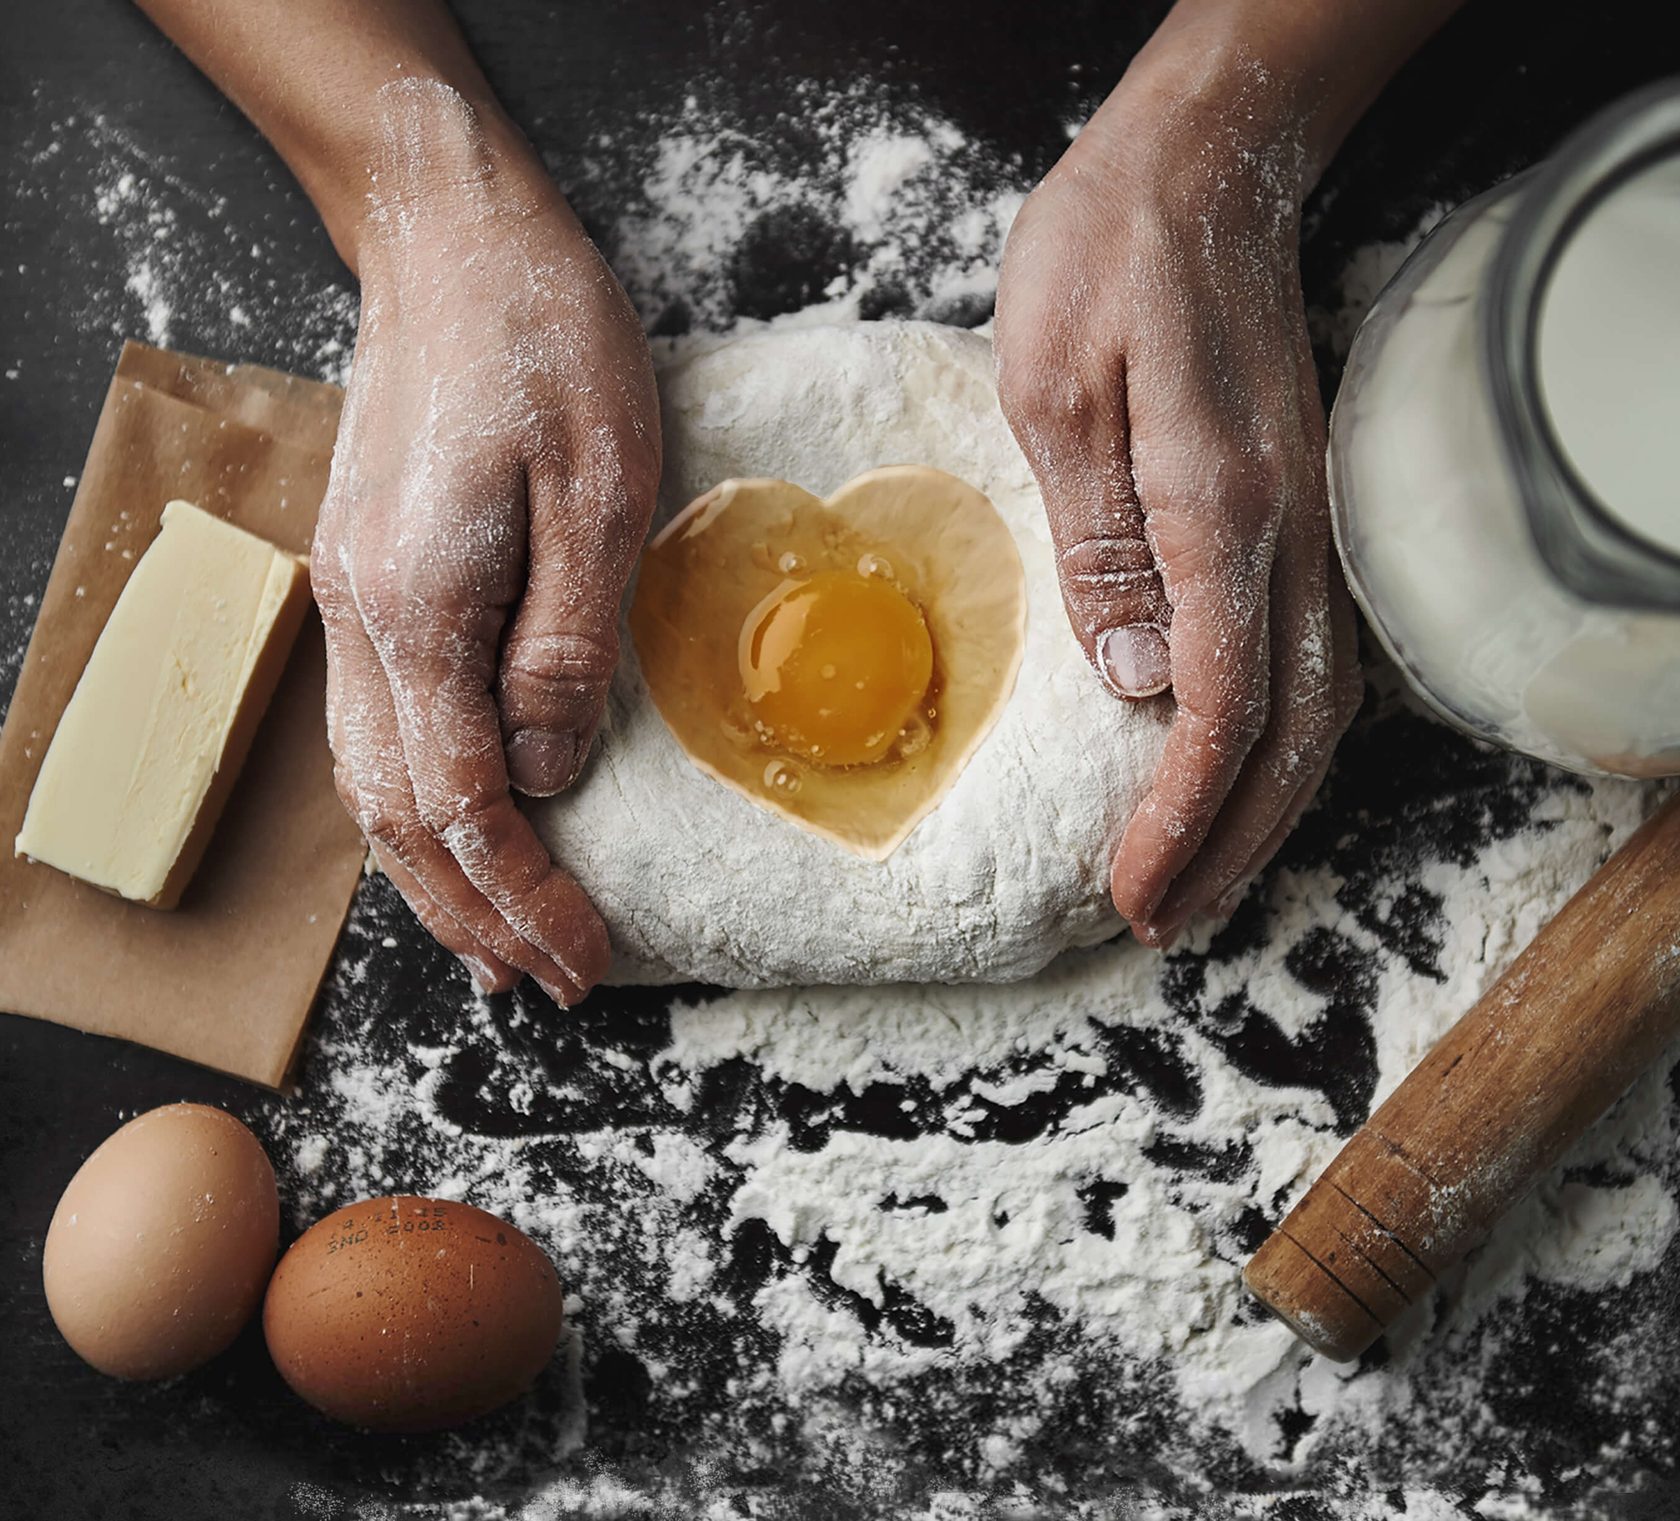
[994, 60, 1362, 948]
[314, 90, 659, 1001]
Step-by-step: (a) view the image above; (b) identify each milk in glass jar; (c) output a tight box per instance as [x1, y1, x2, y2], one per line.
[1328, 82, 1680, 778]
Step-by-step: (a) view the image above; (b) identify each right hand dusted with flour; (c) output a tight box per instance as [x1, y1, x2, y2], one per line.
[994, 36, 1365, 950]
[313, 91, 660, 1003]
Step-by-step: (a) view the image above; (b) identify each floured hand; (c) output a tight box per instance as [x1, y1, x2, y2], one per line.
[994, 56, 1362, 948]
[315, 83, 660, 1002]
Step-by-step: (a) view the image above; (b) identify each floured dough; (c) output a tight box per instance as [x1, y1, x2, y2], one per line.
[532, 321, 1171, 986]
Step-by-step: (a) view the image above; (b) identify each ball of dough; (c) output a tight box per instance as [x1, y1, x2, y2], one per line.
[532, 321, 1170, 986]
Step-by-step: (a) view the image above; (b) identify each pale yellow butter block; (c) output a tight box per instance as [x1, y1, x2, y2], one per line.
[16, 501, 311, 908]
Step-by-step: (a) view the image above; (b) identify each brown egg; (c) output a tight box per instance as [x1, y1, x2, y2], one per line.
[42, 1103, 279, 1380]
[263, 1196, 563, 1433]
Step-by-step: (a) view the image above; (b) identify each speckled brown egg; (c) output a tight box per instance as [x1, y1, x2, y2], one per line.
[42, 1103, 279, 1379]
[262, 1196, 563, 1432]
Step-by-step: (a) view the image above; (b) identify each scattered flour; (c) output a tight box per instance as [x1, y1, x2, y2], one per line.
[1307, 202, 1451, 361]
[580, 84, 1028, 335]
[257, 739, 1677, 1517]
[8, 105, 359, 383]
[14, 86, 1020, 401]
[1527, 1177, 1678, 1292]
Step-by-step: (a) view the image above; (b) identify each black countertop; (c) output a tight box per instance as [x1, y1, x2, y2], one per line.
[4, 4, 1679, 1517]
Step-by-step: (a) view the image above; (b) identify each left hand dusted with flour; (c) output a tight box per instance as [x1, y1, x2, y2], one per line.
[313, 86, 660, 1002]
[128, 2, 665, 995]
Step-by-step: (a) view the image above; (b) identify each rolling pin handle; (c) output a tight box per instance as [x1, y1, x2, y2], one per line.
[1245, 792, 1680, 1361]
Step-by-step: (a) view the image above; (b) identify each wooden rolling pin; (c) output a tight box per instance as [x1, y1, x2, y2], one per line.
[1244, 789, 1680, 1362]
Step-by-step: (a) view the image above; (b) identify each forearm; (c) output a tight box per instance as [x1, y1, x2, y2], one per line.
[1106, 0, 1469, 198]
[133, 0, 542, 270]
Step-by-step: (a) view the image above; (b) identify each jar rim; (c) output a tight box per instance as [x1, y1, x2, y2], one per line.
[1485, 76, 1680, 611]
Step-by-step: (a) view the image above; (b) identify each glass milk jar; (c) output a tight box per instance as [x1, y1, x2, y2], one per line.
[1328, 82, 1680, 778]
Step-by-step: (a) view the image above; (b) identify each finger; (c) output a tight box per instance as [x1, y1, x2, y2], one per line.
[1000, 352, 1173, 699]
[321, 578, 578, 995]
[374, 845, 519, 996]
[1109, 528, 1275, 929]
[1201, 559, 1364, 926]
[1110, 288, 1310, 935]
[1138, 511, 1336, 937]
[377, 602, 612, 1006]
[498, 453, 655, 796]
[1137, 309, 1364, 941]
[321, 583, 512, 986]
[1201, 750, 1334, 931]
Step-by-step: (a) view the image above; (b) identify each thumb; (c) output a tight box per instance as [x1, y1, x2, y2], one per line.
[1050, 464, 1173, 699]
[1006, 366, 1173, 698]
[498, 460, 652, 797]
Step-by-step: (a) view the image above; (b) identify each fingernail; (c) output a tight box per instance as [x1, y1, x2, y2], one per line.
[1098, 625, 1171, 699]
[506, 730, 579, 797]
[1215, 878, 1256, 921]
[458, 953, 499, 995]
[534, 973, 579, 1009]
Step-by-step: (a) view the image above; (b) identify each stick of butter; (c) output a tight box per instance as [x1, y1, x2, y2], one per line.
[16, 501, 311, 909]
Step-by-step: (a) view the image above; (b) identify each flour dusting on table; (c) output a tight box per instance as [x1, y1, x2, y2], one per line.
[257, 680, 1678, 1516]
[576, 82, 1026, 334]
[6, 108, 360, 380]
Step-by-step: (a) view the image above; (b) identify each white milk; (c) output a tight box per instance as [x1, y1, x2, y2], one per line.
[1328, 98, 1680, 780]
[1537, 154, 1680, 557]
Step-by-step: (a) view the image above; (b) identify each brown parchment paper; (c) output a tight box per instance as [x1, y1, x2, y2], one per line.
[0, 342, 364, 1089]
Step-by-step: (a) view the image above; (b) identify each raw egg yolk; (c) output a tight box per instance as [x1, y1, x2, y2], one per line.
[739, 570, 934, 767]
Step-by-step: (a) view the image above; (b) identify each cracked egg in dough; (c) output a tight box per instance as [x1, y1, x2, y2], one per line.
[629, 466, 1027, 859]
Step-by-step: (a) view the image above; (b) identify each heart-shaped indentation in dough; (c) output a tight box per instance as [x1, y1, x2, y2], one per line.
[629, 465, 1027, 859]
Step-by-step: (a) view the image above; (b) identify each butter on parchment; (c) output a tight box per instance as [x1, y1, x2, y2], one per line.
[16, 501, 310, 909]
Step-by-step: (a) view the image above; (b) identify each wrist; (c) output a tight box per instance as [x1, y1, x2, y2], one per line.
[1098, 0, 1463, 199]
[1087, 34, 1322, 211]
[313, 79, 555, 276]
